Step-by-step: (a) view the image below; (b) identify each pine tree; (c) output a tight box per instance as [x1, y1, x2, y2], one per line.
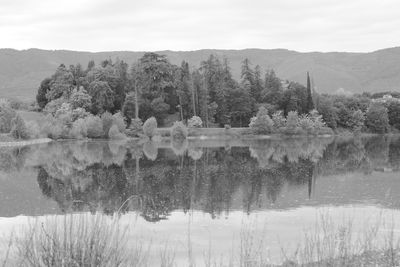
[306, 72, 314, 112]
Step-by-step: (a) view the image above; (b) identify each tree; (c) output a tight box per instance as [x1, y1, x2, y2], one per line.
[306, 72, 314, 112]
[150, 97, 170, 123]
[87, 81, 115, 114]
[241, 58, 254, 86]
[122, 92, 137, 125]
[69, 88, 92, 110]
[317, 96, 338, 129]
[46, 64, 74, 101]
[252, 65, 263, 100]
[365, 103, 389, 133]
[249, 107, 274, 134]
[387, 101, 400, 130]
[10, 115, 29, 139]
[36, 78, 52, 109]
[177, 61, 193, 120]
[262, 69, 282, 105]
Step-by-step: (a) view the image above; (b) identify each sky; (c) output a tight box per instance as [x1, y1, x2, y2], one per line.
[1, 0, 400, 52]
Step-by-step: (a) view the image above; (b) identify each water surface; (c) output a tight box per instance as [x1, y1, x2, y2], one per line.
[1, 136, 400, 264]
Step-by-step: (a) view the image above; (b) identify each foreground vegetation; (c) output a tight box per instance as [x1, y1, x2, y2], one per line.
[1, 212, 399, 266]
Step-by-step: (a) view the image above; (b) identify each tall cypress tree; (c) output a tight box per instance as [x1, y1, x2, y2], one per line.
[306, 72, 314, 112]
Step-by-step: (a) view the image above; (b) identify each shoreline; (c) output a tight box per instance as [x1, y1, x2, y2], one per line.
[0, 138, 52, 147]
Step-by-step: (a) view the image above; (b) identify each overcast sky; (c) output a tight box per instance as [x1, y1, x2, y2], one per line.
[1, 0, 399, 52]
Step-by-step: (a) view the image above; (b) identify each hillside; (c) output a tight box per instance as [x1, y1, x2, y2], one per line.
[1, 47, 400, 100]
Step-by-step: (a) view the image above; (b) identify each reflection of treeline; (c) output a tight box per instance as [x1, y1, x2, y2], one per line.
[29, 136, 400, 221]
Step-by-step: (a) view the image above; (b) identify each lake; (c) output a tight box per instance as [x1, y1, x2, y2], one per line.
[1, 136, 400, 265]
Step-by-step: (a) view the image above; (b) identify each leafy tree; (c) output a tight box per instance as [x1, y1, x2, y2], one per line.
[10, 115, 29, 139]
[387, 101, 400, 129]
[0, 102, 16, 133]
[317, 97, 338, 129]
[150, 97, 170, 123]
[46, 64, 74, 101]
[122, 92, 137, 125]
[228, 86, 254, 127]
[36, 78, 52, 109]
[87, 81, 115, 114]
[69, 88, 92, 110]
[249, 107, 274, 134]
[365, 103, 389, 133]
[143, 117, 157, 138]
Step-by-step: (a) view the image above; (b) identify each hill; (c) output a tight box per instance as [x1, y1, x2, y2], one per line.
[1, 47, 400, 100]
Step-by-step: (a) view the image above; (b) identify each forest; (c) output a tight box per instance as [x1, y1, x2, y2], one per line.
[2, 52, 400, 141]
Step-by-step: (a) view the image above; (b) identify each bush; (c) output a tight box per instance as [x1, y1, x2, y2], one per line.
[0, 103, 17, 133]
[272, 111, 286, 129]
[171, 121, 188, 140]
[188, 116, 203, 128]
[71, 108, 90, 121]
[71, 118, 88, 139]
[126, 118, 143, 137]
[298, 114, 314, 134]
[101, 112, 114, 138]
[69, 88, 92, 110]
[108, 125, 126, 140]
[10, 115, 29, 139]
[43, 98, 65, 115]
[85, 115, 104, 138]
[42, 115, 63, 139]
[349, 109, 365, 133]
[25, 121, 41, 139]
[365, 103, 389, 133]
[112, 112, 126, 133]
[284, 111, 300, 135]
[143, 117, 157, 138]
[249, 107, 274, 134]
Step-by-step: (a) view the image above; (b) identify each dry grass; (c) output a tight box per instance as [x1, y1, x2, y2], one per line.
[2, 212, 400, 267]
[9, 214, 147, 267]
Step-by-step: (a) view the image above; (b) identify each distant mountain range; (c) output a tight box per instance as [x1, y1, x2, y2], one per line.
[1, 47, 400, 100]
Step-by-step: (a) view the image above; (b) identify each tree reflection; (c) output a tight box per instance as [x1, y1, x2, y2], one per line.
[19, 135, 400, 221]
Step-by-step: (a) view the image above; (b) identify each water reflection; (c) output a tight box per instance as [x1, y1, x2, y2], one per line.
[1, 136, 400, 220]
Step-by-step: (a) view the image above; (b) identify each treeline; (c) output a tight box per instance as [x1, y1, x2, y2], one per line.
[34, 52, 400, 135]
[35, 53, 315, 128]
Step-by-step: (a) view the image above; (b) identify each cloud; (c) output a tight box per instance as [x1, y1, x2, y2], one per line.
[0, 0, 400, 52]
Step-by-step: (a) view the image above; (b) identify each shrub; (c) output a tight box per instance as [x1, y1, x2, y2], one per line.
[69, 88, 92, 110]
[85, 115, 104, 138]
[126, 118, 143, 137]
[112, 112, 126, 133]
[108, 125, 126, 140]
[71, 118, 88, 139]
[42, 115, 63, 139]
[171, 121, 188, 140]
[349, 109, 365, 133]
[0, 103, 17, 133]
[10, 115, 29, 139]
[249, 107, 274, 134]
[284, 111, 300, 135]
[71, 108, 90, 121]
[25, 121, 41, 139]
[365, 103, 389, 133]
[188, 116, 203, 128]
[143, 117, 157, 138]
[298, 114, 314, 134]
[101, 112, 114, 138]
[43, 98, 65, 115]
[272, 111, 286, 129]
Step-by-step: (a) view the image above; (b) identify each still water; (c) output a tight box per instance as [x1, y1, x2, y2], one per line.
[1, 136, 400, 264]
